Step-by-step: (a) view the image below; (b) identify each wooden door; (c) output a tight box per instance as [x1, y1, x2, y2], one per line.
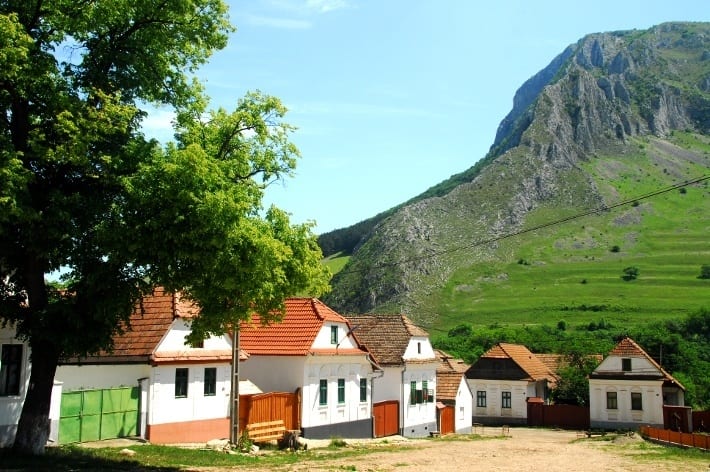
[373, 400, 399, 437]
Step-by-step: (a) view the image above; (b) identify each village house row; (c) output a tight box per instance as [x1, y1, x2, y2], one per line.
[0, 288, 688, 445]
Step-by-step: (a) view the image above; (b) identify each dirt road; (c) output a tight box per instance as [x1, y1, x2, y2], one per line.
[235, 427, 707, 472]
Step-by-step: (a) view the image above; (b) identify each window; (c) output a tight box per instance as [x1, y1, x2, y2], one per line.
[319, 379, 328, 405]
[410, 381, 417, 405]
[203, 367, 216, 396]
[606, 391, 618, 410]
[501, 391, 512, 409]
[359, 378, 367, 402]
[622, 358, 632, 371]
[0, 344, 22, 396]
[175, 368, 188, 398]
[631, 392, 643, 410]
[330, 326, 338, 345]
[422, 380, 429, 403]
[476, 391, 487, 408]
[337, 378, 345, 404]
[417, 342, 421, 354]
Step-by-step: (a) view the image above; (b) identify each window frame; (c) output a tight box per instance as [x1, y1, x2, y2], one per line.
[359, 378, 367, 403]
[501, 391, 512, 409]
[622, 358, 632, 372]
[175, 368, 189, 398]
[337, 378, 345, 404]
[606, 391, 618, 410]
[631, 391, 643, 410]
[410, 381, 417, 405]
[476, 390, 487, 408]
[422, 380, 429, 403]
[330, 325, 338, 345]
[319, 379, 328, 406]
[0, 344, 23, 397]
[203, 367, 217, 397]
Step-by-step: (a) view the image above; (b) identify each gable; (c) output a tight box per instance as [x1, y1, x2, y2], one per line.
[345, 313, 432, 366]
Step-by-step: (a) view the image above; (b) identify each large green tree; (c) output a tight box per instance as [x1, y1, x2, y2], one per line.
[0, 1, 329, 454]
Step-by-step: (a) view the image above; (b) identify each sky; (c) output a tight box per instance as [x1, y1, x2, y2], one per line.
[143, 0, 710, 235]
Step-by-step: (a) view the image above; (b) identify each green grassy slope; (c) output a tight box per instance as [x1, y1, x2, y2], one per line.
[429, 133, 710, 333]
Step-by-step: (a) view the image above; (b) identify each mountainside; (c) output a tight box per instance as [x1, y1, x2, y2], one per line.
[323, 22, 710, 329]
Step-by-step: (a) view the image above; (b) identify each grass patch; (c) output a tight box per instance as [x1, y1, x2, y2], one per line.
[322, 251, 351, 276]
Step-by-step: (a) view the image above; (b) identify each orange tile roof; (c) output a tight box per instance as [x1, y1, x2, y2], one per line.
[62, 287, 247, 364]
[344, 313, 433, 366]
[239, 298, 369, 357]
[436, 371, 464, 402]
[435, 349, 470, 374]
[468, 343, 557, 383]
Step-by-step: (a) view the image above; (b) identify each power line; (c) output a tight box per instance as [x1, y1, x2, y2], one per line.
[335, 175, 710, 277]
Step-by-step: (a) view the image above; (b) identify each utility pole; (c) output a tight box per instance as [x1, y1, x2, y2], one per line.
[230, 327, 240, 445]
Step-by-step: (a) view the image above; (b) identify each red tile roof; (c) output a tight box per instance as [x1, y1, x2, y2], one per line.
[472, 343, 557, 383]
[435, 349, 470, 374]
[239, 298, 369, 357]
[344, 314, 433, 366]
[437, 371, 464, 402]
[62, 287, 247, 364]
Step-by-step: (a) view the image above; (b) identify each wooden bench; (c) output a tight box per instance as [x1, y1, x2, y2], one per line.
[246, 420, 287, 443]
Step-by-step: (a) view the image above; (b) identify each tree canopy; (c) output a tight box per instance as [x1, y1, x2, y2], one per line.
[0, 1, 329, 454]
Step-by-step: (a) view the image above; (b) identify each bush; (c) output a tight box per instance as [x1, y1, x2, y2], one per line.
[610, 245, 620, 253]
[622, 266, 639, 281]
[699, 265, 710, 280]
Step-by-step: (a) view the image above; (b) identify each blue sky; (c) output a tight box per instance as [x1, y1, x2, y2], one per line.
[144, 0, 710, 235]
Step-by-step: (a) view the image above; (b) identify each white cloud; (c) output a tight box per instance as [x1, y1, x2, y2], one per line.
[305, 0, 349, 13]
[141, 108, 175, 142]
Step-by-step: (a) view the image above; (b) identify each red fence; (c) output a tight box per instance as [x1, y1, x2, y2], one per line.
[640, 425, 710, 450]
[692, 410, 710, 432]
[527, 401, 590, 430]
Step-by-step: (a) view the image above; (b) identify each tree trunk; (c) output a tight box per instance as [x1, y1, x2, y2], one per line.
[12, 341, 59, 455]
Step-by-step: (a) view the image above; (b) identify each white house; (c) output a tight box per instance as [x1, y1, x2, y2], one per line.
[0, 324, 31, 447]
[345, 314, 439, 438]
[435, 350, 472, 434]
[465, 343, 558, 426]
[56, 287, 248, 444]
[589, 337, 685, 430]
[238, 298, 379, 439]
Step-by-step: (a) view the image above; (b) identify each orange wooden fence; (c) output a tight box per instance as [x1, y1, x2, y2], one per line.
[239, 391, 300, 434]
[640, 425, 710, 450]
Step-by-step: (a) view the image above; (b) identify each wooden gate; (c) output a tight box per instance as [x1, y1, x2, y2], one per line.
[438, 405, 455, 434]
[239, 391, 300, 433]
[373, 400, 399, 437]
[59, 387, 139, 444]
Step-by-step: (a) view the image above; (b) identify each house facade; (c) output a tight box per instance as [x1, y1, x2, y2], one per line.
[465, 343, 557, 426]
[346, 314, 439, 438]
[56, 288, 245, 444]
[238, 298, 378, 439]
[0, 324, 31, 447]
[589, 337, 685, 430]
[435, 350, 472, 434]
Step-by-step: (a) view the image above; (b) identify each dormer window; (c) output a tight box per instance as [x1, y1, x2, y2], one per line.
[417, 342, 421, 354]
[330, 325, 338, 345]
[622, 358, 632, 372]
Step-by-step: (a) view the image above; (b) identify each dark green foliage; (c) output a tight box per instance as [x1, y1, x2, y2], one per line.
[699, 265, 710, 279]
[610, 245, 620, 253]
[551, 354, 600, 406]
[621, 266, 639, 281]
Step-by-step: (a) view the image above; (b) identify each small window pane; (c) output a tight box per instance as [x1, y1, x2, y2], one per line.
[319, 379, 328, 405]
[477, 391, 487, 408]
[631, 392, 642, 410]
[330, 326, 338, 344]
[502, 391, 512, 408]
[422, 380, 428, 403]
[606, 391, 618, 410]
[622, 358, 632, 371]
[359, 378, 367, 402]
[410, 381, 417, 405]
[338, 378, 345, 403]
[175, 368, 188, 398]
[0, 345, 22, 396]
[204, 367, 216, 396]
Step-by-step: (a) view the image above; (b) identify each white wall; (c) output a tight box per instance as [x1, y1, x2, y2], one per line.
[403, 336, 436, 361]
[455, 376, 473, 433]
[55, 364, 150, 391]
[301, 356, 372, 428]
[372, 367, 402, 403]
[239, 355, 305, 393]
[0, 325, 31, 447]
[157, 319, 231, 351]
[589, 378, 664, 428]
[313, 322, 355, 349]
[402, 362, 437, 429]
[149, 363, 231, 425]
[467, 379, 529, 420]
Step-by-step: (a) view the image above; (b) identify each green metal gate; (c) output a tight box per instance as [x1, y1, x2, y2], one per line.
[59, 386, 139, 444]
